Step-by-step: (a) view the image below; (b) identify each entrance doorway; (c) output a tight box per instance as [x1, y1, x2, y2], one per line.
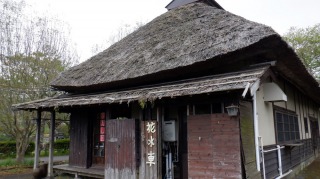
[92, 112, 106, 166]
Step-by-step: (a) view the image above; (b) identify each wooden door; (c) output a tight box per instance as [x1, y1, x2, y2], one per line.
[105, 119, 138, 179]
[69, 111, 91, 168]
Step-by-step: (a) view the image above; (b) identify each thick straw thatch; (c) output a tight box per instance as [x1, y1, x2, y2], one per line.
[51, 2, 276, 90]
[13, 65, 268, 110]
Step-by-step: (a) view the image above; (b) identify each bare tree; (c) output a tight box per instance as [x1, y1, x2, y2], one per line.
[0, 0, 78, 163]
[91, 22, 145, 55]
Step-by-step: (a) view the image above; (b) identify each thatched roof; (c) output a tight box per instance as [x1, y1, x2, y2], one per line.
[13, 65, 268, 111]
[51, 2, 277, 91]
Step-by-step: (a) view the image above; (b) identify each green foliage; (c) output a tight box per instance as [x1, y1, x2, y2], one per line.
[40, 139, 70, 157]
[139, 100, 146, 109]
[54, 139, 70, 151]
[56, 122, 70, 138]
[0, 141, 35, 159]
[283, 24, 320, 79]
[0, 140, 69, 159]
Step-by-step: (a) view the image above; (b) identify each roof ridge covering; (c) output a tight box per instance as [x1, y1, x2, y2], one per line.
[51, 2, 276, 91]
[166, 0, 224, 10]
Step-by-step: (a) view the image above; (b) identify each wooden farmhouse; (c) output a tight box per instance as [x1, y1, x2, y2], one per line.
[14, 0, 320, 178]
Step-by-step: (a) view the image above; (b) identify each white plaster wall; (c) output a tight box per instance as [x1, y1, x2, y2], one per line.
[256, 86, 276, 146]
[258, 79, 320, 145]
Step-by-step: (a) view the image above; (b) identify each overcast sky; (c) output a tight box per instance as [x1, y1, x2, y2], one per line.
[26, 0, 320, 62]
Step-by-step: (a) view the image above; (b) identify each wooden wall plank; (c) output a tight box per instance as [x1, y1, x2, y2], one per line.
[105, 119, 137, 179]
[188, 114, 242, 178]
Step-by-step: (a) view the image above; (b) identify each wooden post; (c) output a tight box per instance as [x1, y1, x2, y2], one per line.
[33, 110, 41, 170]
[48, 111, 55, 178]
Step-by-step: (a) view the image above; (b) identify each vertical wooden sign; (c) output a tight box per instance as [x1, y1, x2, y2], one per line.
[140, 120, 158, 179]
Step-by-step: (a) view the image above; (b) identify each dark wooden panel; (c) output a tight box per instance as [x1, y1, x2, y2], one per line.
[262, 146, 279, 179]
[239, 100, 261, 179]
[69, 111, 90, 168]
[105, 119, 137, 179]
[188, 114, 242, 178]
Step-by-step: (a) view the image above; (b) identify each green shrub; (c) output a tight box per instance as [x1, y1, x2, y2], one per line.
[55, 139, 70, 151]
[26, 142, 35, 154]
[0, 139, 69, 159]
[0, 141, 35, 158]
[0, 141, 16, 157]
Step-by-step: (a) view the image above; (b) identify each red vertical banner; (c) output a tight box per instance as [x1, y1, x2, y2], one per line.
[143, 120, 158, 179]
[100, 127, 105, 134]
[100, 120, 105, 127]
[100, 134, 105, 142]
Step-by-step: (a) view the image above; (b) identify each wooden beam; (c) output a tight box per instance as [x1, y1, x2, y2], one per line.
[48, 111, 56, 178]
[33, 110, 41, 170]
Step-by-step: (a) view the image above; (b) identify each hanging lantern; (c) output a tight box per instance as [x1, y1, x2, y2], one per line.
[225, 104, 239, 116]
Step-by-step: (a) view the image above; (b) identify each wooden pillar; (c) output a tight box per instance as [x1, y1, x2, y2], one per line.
[33, 110, 41, 170]
[48, 111, 55, 178]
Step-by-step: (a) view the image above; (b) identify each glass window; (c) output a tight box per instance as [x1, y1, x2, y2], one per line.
[275, 110, 300, 143]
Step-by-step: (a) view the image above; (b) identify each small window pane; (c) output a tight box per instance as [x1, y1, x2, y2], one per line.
[283, 115, 289, 124]
[277, 123, 283, 132]
[278, 132, 284, 142]
[290, 124, 294, 131]
[289, 115, 293, 123]
[276, 112, 283, 122]
[284, 124, 290, 131]
[294, 117, 298, 125]
[285, 132, 290, 141]
[290, 132, 295, 140]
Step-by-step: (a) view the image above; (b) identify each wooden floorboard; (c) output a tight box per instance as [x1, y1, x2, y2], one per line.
[54, 164, 104, 178]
